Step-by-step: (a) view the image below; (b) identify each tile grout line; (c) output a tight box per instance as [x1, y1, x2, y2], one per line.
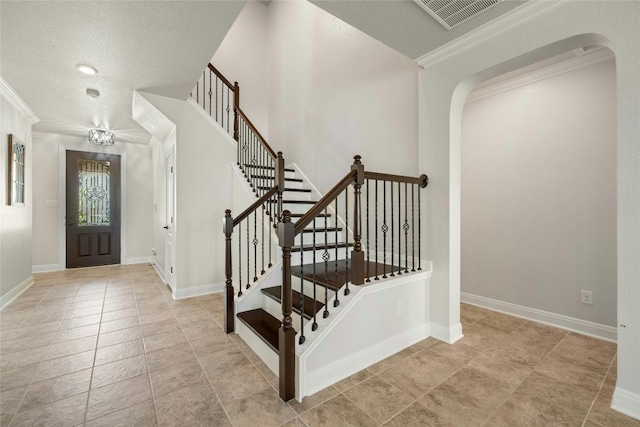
[481, 324, 571, 426]
[581, 351, 617, 427]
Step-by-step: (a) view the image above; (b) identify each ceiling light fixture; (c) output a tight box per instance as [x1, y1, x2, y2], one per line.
[86, 88, 100, 98]
[88, 129, 115, 146]
[77, 64, 98, 75]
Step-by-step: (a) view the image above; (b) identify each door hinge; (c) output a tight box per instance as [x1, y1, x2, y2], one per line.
[170, 267, 173, 274]
[170, 166, 173, 173]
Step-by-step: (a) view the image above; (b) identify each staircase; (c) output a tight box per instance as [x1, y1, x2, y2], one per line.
[194, 64, 431, 402]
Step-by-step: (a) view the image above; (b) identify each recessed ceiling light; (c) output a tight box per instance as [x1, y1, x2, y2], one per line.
[86, 88, 100, 98]
[76, 64, 98, 75]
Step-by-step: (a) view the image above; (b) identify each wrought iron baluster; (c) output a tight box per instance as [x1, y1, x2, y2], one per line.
[366, 179, 370, 282]
[390, 181, 395, 277]
[253, 211, 258, 282]
[312, 215, 318, 331]
[208, 70, 212, 116]
[268, 192, 273, 268]
[226, 87, 230, 133]
[418, 185, 422, 271]
[216, 77, 219, 122]
[412, 184, 415, 272]
[237, 117, 240, 166]
[404, 182, 409, 273]
[344, 190, 348, 297]
[202, 71, 205, 109]
[334, 199, 339, 307]
[323, 209, 329, 318]
[397, 182, 402, 275]
[238, 225, 242, 297]
[196, 80, 199, 104]
[246, 218, 250, 288]
[261, 203, 265, 275]
[299, 240, 305, 344]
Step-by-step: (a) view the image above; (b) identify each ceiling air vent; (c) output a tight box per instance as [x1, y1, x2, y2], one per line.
[414, 0, 502, 30]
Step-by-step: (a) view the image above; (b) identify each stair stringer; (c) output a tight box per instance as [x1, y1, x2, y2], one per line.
[294, 269, 433, 402]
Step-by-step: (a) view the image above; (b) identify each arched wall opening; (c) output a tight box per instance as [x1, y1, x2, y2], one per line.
[418, 1, 640, 419]
[459, 46, 617, 339]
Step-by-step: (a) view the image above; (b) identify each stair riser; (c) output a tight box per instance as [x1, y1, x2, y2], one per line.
[240, 167, 296, 180]
[262, 295, 308, 332]
[294, 231, 339, 246]
[281, 190, 313, 201]
[282, 203, 315, 215]
[291, 216, 334, 229]
[290, 247, 351, 266]
[291, 279, 341, 309]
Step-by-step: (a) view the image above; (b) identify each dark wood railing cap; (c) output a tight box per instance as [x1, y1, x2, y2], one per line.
[207, 63, 234, 90]
[233, 186, 278, 227]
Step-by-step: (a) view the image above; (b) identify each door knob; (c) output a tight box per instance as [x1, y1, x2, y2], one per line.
[163, 226, 169, 229]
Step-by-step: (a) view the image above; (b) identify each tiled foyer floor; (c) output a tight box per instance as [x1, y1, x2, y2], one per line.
[1, 264, 638, 427]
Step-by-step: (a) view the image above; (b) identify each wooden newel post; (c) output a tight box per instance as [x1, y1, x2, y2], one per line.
[351, 155, 365, 286]
[276, 151, 285, 221]
[233, 82, 240, 142]
[277, 210, 295, 401]
[223, 209, 234, 334]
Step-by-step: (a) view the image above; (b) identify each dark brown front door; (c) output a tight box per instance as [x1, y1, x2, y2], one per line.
[66, 150, 121, 268]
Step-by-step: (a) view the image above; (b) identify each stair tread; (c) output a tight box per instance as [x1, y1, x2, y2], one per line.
[283, 200, 318, 204]
[258, 186, 311, 192]
[251, 175, 303, 182]
[262, 286, 325, 319]
[291, 242, 353, 252]
[290, 213, 331, 218]
[291, 259, 395, 291]
[243, 164, 295, 172]
[302, 227, 343, 233]
[237, 309, 281, 353]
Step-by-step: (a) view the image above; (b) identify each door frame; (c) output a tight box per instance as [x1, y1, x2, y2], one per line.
[164, 149, 176, 291]
[58, 144, 127, 270]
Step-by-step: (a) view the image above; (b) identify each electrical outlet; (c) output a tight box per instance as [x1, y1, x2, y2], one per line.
[151, 248, 156, 256]
[398, 301, 405, 314]
[581, 290, 593, 305]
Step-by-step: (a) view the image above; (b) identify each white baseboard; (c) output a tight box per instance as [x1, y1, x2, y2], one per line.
[151, 262, 167, 284]
[461, 292, 617, 342]
[123, 256, 152, 265]
[612, 387, 640, 421]
[32, 264, 63, 273]
[1, 275, 35, 310]
[172, 282, 224, 300]
[430, 321, 464, 344]
[300, 323, 429, 399]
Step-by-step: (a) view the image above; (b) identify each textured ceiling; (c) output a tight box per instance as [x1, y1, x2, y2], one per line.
[1, 1, 245, 144]
[310, 0, 527, 60]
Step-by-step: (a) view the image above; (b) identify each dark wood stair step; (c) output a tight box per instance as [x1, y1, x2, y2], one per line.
[251, 175, 303, 183]
[283, 200, 317, 205]
[243, 164, 294, 173]
[237, 309, 281, 353]
[302, 227, 343, 233]
[262, 286, 324, 320]
[291, 242, 353, 252]
[290, 213, 331, 219]
[258, 186, 311, 193]
[292, 260, 396, 291]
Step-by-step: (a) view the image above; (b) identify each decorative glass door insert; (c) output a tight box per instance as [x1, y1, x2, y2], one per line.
[77, 159, 111, 226]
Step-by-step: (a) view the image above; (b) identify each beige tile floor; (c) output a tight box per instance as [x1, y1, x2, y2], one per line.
[0, 264, 638, 426]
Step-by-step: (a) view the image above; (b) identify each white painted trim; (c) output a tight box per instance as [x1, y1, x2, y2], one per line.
[415, 0, 561, 66]
[612, 387, 640, 421]
[32, 264, 63, 273]
[461, 292, 617, 342]
[0, 76, 39, 124]
[301, 323, 430, 400]
[290, 163, 323, 200]
[430, 321, 464, 344]
[123, 257, 152, 265]
[172, 282, 224, 300]
[0, 276, 34, 310]
[152, 262, 167, 284]
[467, 47, 614, 103]
[57, 143, 128, 269]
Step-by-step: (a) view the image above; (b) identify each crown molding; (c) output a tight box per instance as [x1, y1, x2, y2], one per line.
[0, 76, 39, 124]
[466, 46, 614, 103]
[415, 0, 562, 68]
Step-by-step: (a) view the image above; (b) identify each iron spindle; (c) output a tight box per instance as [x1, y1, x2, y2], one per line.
[246, 218, 250, 288]
[216, 77, 219, 122]
[238, 226, 242, 297]
[366, 179, 370, 282]
[376, 180, 380, 280]
[269, 192, 273, 268]
[323, 209, 329, 318]
[390, 181, 394, 277]
[397, 182, 402, 275]
[299, 240, 305, 344]
[202, 71, 205, 109]
[418, 186, 422, 270]
[312, 215, 318, 331]
[412, 184, 415, 272]
[226, 87, 230, 133]
[208, 71, 212, 116]
[237, 117, 240, 165]
[196, 80, 199, 104]
[404, 182, 409, 273]
[253, 211, 258, 282]
[334, 198, 338, 302]
[343, 190, 348, 298]
[261, 204, 265, 275]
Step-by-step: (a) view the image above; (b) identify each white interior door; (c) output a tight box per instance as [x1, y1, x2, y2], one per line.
[165, 152, 175, 290]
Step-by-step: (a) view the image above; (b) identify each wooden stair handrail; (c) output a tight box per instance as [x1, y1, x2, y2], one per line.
[233, 185, 278, 227]
[364, 171, 428, 188]
[207, 63, 235, 90]
[293, 169, 357, 235]
[236, 106, 278, 160]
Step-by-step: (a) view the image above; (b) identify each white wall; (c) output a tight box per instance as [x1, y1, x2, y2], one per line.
[417, 1, 640, 418]
[212, 0, 270, 139]
[0, 81, 36, 303]
[267, 0, 419, 194]
[31, 133, 153, 270]
[461, 56, 617, 327]
[135, 92, 237, 297]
